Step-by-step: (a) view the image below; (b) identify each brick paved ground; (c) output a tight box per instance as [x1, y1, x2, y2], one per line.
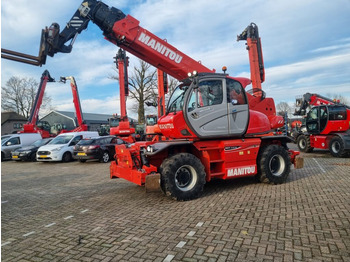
[1, 145, 350, 261]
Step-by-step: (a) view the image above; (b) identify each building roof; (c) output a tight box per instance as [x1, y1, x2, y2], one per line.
[1, 111, 27, 125]
[41, 110, 137, 123]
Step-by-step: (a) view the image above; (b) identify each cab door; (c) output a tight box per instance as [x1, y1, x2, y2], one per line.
[226, 79, 249, 136]
[184, 78, 229, 138]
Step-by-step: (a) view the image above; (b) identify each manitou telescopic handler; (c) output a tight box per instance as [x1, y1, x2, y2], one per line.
[3, 1, 303, 200]
[294, 93, 350, 157]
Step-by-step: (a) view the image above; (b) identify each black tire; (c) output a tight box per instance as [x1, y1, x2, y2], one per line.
[30, 153, 37, 162]
[257, 145, 291, 184]
[62, 152, 72, 162]
[100, 151, 110, 163]
[329, 136, 347, 157]
[297, 135, 313, 153]
[79, 159, 87, 163]
[159, 153, 206, 201]
[1, 152, 4, 162]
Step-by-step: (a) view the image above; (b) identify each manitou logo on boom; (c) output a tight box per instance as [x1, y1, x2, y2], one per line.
[227, 166, 256, 177]
[138, 32, 183, 64]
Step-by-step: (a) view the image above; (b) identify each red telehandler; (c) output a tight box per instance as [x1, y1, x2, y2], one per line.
[59, 76, 88, 133]
[108, 48, 136, 143]
[293, 93, 350, 157]
[8, 0, 303, 200]
[145, 69, 169, 141]
[20, 70, 55, 138]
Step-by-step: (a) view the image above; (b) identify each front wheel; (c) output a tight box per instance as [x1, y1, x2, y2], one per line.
[329, 136, 347, 157]
[159, 153, 206, 201]
[257, 145, 291, 184]
[297, 135, 313, 153]
[62, 152, 72, 162]
[100, 151, 110, 163]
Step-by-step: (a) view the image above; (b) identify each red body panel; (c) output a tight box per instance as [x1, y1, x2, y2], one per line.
[309, 135, 329, 149]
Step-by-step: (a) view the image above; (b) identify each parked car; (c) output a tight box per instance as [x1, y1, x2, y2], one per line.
[1, 133, 42, 161]
[73, 135, 126, 163]
[37, 131, 99, 162]
[11, 138, 53, 161]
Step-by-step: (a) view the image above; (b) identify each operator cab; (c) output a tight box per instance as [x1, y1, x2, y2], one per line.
[161, 73, 249, 139]
[306, 105, 348, 134]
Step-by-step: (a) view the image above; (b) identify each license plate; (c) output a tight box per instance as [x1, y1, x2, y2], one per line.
[12, 155, 18, 159]
[40, 155, 48, 158]
[77, 152, 86, 156]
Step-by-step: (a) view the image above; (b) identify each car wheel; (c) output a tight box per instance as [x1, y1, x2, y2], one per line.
[1, 152, 4, 162]
[100, 151, 110, 163]
[62, 152, 72, 162]
[159, 153, 206, 201]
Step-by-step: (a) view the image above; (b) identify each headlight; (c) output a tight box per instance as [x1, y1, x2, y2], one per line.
[51, 146, 64, 152]
[146, 146, 154, 153]
[22, 151, 32, 155]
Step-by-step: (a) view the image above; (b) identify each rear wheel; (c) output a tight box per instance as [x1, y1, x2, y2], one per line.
[257, 145, 291, 184]
[62, 152, 72, 162]
[297, 135, 313, 153]
[329, 136, 347, 157]
[159, 153, 206, 201]
[100, 151, 110, 163]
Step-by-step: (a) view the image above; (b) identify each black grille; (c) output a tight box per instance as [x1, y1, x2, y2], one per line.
[38, 151, 51, 155]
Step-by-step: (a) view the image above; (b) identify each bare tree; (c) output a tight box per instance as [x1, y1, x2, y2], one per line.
[1, 76, 52, 118]
[326, 93, 349, 106]
[276, 101, 291, 117]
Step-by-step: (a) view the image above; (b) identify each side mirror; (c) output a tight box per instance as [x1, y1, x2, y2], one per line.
[6, 142, 12, 146]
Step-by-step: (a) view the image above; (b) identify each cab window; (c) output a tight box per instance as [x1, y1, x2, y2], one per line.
[197, 80, 223, 107]
[226, 79, 246, 105]
[329, 106, 347, 120]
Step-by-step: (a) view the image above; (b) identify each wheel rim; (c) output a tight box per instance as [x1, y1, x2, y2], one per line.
[299, 138, 306, 149]
[175, 165, 197, 191]
[103, 153, 109, 162]
[269, 154, 285, 177]
[331, 141, 340, 153]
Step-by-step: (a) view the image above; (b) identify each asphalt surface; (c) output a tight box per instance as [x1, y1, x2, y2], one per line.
[1, 144, 350, 261]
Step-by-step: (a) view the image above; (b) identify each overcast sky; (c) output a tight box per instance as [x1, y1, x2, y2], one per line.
[1, 0, 350, 119]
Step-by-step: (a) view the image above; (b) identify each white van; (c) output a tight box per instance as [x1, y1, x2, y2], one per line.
[37, 131, 99, 162]
[1, 133, 42, 161]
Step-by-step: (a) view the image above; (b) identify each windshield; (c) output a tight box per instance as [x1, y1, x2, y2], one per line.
[31, 138, 51, 147]
[109, 118, 120, 127]
[167, 83, 189, 113]
[49, 134, 74, 145]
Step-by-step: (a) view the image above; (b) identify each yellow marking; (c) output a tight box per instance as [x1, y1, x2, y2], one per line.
[239, 151, 244, 155]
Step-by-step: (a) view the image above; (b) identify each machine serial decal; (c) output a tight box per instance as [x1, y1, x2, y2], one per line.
[138, 32, 183, 63]
[227, 166, 255, 177]
[159, 123, 174, 129]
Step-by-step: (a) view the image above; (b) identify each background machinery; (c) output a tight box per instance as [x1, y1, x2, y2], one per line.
[20, 70, 55, 138]
[294, 93, 350, 157]
[6, 0, 302, 200]
[59, 76, 88, 133]
[109, 48, 136, 143]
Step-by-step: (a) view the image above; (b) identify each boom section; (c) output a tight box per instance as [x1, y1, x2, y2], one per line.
[43, 0, 214, 79]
